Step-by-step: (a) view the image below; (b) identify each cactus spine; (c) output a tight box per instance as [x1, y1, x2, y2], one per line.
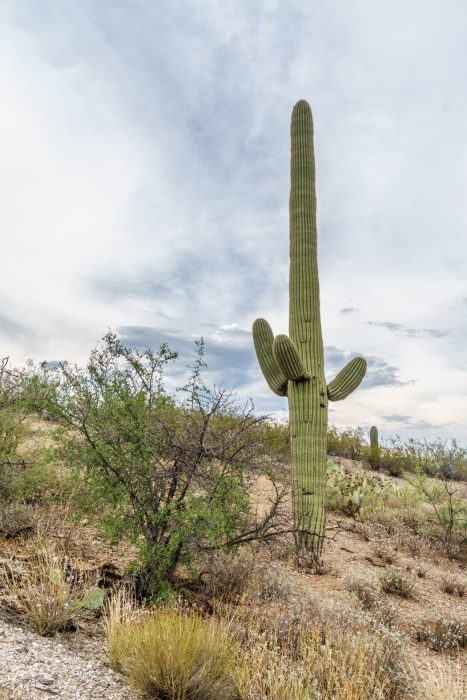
[253, 100, 367, 569]
[369, 425, 380, 469]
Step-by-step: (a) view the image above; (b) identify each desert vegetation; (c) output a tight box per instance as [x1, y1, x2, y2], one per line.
[0, 330, 465, 699]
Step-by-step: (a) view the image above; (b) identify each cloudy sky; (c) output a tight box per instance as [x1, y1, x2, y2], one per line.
[1, 1, 467, 441]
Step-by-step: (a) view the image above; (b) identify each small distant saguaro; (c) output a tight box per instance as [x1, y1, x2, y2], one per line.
[370, 425, 380, 469]
[253, 100, 367, 570]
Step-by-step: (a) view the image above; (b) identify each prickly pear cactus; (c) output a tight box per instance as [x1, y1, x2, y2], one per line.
[369, 425, 380, 469]
[253, 100, 366, 569]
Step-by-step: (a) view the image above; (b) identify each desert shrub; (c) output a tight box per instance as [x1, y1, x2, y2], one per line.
[0, 540, 104, 635]
[23, 333, 287, 599]
[373, 541, 398, 564]
[106, 604, 238, 700]
[442, 576, 465, 597]
[0, 359, 65, 506]
[327, 425, 367, 461]
[7, 446, 69, 506]
[381, 437, 467, 480]
[346, 575, 397, 627]
[200, 549, 257, 603]
[0, 359, 28, 501]
[415, 610, 467, 651]
[379, 440, 415, 477]
[261, 419, 290, 463]
[252, 560, 295, 602]
[404, 468, 466, 558]
[412, 439, 467, 481]
[347, 574, 380, 610]
[200, 550, 295, 605]
[380, 566, 416, 598]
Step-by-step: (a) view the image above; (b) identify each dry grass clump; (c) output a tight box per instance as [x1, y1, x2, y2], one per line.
[415, 610, 467, 651]
[374, 541, 398, 564]
[105, 589, 410, 700]
[0, 504, 35, 538]
[380, 566, 417, 598]
[412, 658, 466, 699]
[106, 598, 238, 700]
[0, 688, 20, 700]
[346, 574, 397, 627]
[201, 550, 294, 604]
[0, 539, 96, 635]
[347, 574, 380, 609]
[416, 565, 428, 578]
[352, 520, 373, 541]
[441, 576, 465, 597]
[234, 613, 410, 700]
[201, 550, 256, 603]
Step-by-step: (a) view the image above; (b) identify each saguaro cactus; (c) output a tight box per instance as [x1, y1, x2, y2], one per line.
[369, 425, 380, 469]
[253, 100, 366, 569]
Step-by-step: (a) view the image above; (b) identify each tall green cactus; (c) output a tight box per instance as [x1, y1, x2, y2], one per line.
[369, 425, 380, 469]
[253, 100, 367, 569]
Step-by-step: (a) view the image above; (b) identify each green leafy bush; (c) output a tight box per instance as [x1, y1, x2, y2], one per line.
[327, 426, 367, 461]
[404, 468, 466, 558]
[0, 358, 28, 500]
[25, 333, 286, 598]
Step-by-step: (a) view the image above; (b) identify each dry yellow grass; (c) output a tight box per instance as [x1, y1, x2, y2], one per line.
[0, 537, 93, 635]
[234, 620, 410, 700]
[413, 659, 466, 699]
[106, 596, 238, 700]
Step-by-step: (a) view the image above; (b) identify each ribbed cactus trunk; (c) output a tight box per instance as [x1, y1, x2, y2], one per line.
[253, 100, 367, 570]
[289, 102, 327, 563]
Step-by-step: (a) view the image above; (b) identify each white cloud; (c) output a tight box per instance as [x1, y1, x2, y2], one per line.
[1, 1, 467, 441]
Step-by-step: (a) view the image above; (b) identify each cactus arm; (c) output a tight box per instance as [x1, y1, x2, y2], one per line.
[273, 334, 308, 382]
[252, 318, 288, 396]
[327, 357, 367, 401]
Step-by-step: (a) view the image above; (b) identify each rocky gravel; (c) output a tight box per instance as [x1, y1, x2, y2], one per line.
[0, 619, 139, 699]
